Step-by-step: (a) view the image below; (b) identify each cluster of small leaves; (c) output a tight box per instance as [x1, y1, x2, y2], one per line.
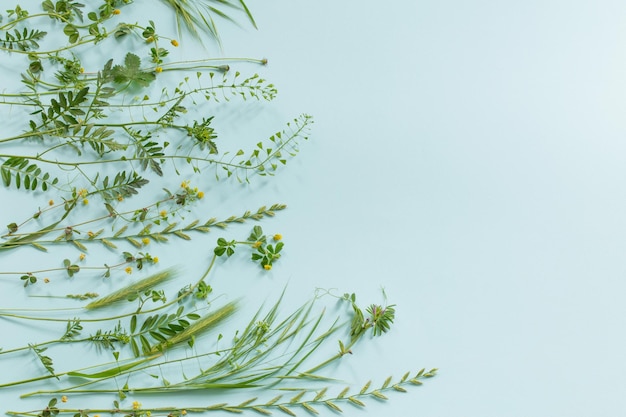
[0, 27, 47, 51]
[38, 398, 59, 417]
[63, 258, 80, 277]
[29, 344, 56, 378]
[343, 292, 396, 341]
[60, 318, 83, 341]
[248, 225, 283, 269]
[20, 272, 38, 287]
[1, 158, 59, 191]
[128, 306, 200, 357]
[98, 171, 150, 202]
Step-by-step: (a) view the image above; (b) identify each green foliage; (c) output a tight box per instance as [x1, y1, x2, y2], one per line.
[0, 27, 47, 51]
[112, 53, 156, 87]
[1, 157, 59, 191]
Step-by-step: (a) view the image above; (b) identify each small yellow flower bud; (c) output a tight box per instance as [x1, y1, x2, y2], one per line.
[152, 256, 159, 263]
[112, 9, 121, 15]
[171, 39, 179, 47]
[44, 278, 50, 283]
[48, 199, 54, 206]
[132, 401, 141, 410]
[79, 253, 86, 261]
[155, 66, 163, 73]
[142, 237, 150, 245]
[61, 395, 68, 403]
[263, 264, 272, 271]
[273, 234, 282, 241]
[125, 266, 132, 275]
[82, 198, 89, 205]
[252, 241, 262, 248]
[197, 191, 205, 199]
[159, 210, 167, 218]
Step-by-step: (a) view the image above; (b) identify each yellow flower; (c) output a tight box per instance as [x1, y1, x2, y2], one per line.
[48, 199, 54, 206]
[171, 39, 179, 47]
[78, 188, 88, 197]
[61, 395, 68, 402]
[252, 241, 262, 248]
[155, 66, 163, 73]
[87, 231, 94, 238]
[79, 253, 86, 261]
[152, 256, 159, 263]
[132, 401, 141, 410]
[44, 278, 50, 283]
[273, 234, 282, 241]
[159, 210, 167, 218]
[181, 411, 187, 416]
[142, 237, 150, 245]
[263, 264, 272, 271]
[181, 180, 190, 188]
[117, 195, 124, 202]
[125, 266, 132, 275]
[79, 67, 84, 73]
[82, 198, 89, 205]
[145, 36, 154, 43]
[197, 191, 205, 199]
[112, 9, 121, 15]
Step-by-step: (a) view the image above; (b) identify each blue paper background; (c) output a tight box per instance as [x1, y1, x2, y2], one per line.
[2, 0, 626, 415]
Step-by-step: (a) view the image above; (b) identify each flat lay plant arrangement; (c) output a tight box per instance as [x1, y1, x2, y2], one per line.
[0, 1, 436, 416]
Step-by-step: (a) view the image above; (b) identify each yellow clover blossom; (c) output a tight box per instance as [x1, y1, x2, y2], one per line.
[82, 198, 89, 205]
[112, 9, 121, 15]
[197, 191, 205, 199]
[142, 237, 150, 245]
[61, 395, 68, 402]
[159, 210, 167, 218]
[79, 253, 86, 261]
[152, 256, 159, 263]
[264, 264, 272, 271]
[171, 39, 179, 47]
[181, 180, 190, 188]
[273, 234, 282, 241]
[132, 401, 141, 410]
[181, 411, 187, 416]
[125, 266, 132, 275]
[155, 66, 163, 73]
[252, 241, 262, 249]
[48, 199, 54, 206]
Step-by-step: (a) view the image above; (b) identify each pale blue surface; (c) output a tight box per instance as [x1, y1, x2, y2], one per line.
[1, 1, 626, 416]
